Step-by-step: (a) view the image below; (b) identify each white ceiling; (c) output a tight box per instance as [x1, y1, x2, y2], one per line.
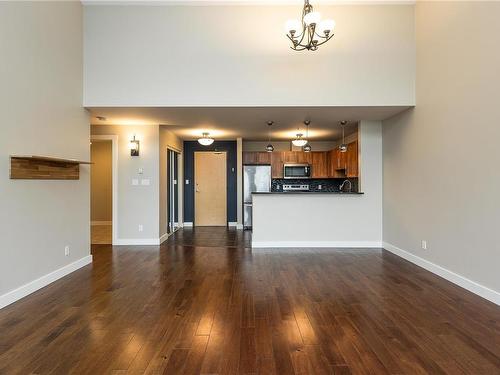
[88, 106, 409, 141]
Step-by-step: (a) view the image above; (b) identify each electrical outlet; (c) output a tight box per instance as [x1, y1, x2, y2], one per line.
[64, 246, 70, 256]
[421, 240, 427, 250]
[138, 224, 143, 232]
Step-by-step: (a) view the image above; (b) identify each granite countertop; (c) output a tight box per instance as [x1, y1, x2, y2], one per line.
[252, 191, 364, 195]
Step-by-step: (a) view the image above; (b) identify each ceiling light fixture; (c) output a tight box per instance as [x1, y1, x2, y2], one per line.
[285, 0, 335, 51]
[198, 132, 214, 146]
[303, 120, 312, 152]
[265, 121, 274, 152]
[292, 132, 308, 147]
[339, 120, 348, 153]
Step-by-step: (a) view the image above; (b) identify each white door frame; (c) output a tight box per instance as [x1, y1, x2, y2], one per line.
[91, 135, 118, 245]
[167, 147, 181, 234]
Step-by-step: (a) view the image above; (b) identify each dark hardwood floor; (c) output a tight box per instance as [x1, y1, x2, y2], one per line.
[1, 227, 499, 374]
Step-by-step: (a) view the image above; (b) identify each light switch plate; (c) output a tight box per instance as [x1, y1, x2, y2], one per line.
[141, 179, 150, 186]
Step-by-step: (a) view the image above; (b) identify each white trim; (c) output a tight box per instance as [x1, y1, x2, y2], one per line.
[383, 242, 500, 306]
[252, 241, 382, 248]
[0, 255, 93, 310]
[228, 222, 238, 227]
[236, 224, 244, 230]
[114, 238, 161, 245]
[91, 135, 118, 245]
[91, 221, 112, 226]
[159, 232, 169, 244]
[183, 222, 193, 227]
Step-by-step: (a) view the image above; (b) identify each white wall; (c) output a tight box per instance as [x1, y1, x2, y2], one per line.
[83, 4, 415, 107]
[91, 125, 160, 244]
[383, 2, 500, 302]
[0, 2, 90, 304]
[252, 121, 382, 246]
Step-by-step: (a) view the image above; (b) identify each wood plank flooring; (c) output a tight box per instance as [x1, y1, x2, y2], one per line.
[0, 227, 499, 374]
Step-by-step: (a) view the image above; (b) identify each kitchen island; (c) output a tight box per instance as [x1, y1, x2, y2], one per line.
[251, 191, 382, 248]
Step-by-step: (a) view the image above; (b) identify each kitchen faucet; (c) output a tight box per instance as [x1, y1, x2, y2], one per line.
[339, 179, 352, 192]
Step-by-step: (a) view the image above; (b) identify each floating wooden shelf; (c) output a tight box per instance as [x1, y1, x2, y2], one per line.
[10, 155, 92, 180]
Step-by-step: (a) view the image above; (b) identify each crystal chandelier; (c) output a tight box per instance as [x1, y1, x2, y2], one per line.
[285, 0, 335, 51]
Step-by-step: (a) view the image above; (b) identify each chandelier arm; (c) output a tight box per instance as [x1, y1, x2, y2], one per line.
[295, 25, 308, 47]
[311, 33, 334, 47]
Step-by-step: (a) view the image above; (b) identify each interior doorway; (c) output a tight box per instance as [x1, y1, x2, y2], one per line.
[167, 149, 180, 234]
[194, 151, 227, 226]
[90, 139, 112, 244]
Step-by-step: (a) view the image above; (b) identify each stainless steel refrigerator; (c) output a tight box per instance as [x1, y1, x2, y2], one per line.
[243, 165, 271, 229]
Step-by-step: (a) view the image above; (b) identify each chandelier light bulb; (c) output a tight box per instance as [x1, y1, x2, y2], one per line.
[318, 19, 335, 35]
[285, 1, 335, 51]
[304, 11, 321, 26]
[285, 19, 302, 35]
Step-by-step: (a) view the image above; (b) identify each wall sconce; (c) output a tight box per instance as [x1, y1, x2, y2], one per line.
[129, 135, 140, 156]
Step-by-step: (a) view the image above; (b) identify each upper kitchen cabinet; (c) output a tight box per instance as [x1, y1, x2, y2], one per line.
[346, 140, 358, 177]
[243, 151, 271, 165]
[271, 151, 284, 178]
[281, 151, 298, 164]
[329, 141, 358, 178]
[296, 151, 312, 164]
[311, 152, 329, 178]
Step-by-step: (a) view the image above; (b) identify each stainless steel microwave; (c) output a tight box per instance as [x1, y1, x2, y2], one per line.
[283, 164, 311, 179]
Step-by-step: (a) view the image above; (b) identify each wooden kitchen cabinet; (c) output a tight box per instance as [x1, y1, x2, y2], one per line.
[243, 152, 271, 165]
[296, 151, 312, 164]
[271, 151, 284, 178]
[311, 152, 329, 178]
[281, 151, 298, 164]
[328, 141, 358, 178]
[346, 140, 358, 177]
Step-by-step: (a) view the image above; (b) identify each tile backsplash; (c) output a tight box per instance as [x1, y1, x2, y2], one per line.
[271, 178, 358, 192]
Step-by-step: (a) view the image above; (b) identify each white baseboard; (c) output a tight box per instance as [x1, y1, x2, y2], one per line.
[236, 224, 244, 230]
[383, 242, 500, 306]
[252, 241, 383, 248]
[91, 221, 112, 226]
[114, 238, 160, 245]
[0, 255, 93, 310]
[228, 222, 238, 227]
[183, 222, 193, 227]
[159, 232, 169, 244]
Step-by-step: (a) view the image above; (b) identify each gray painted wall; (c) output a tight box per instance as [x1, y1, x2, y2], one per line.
[0, 2, 90, 296]
[383, 2, 500, 294]
[83, 4, 415, 107]
[91, 125, 160, 242]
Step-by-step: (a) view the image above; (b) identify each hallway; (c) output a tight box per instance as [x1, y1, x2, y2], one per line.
[0, 228, 499, 374]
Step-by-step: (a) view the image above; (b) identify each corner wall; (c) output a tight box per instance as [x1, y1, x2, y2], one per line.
[383, 2, 500, 302]
[0, 2, 90, 306]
